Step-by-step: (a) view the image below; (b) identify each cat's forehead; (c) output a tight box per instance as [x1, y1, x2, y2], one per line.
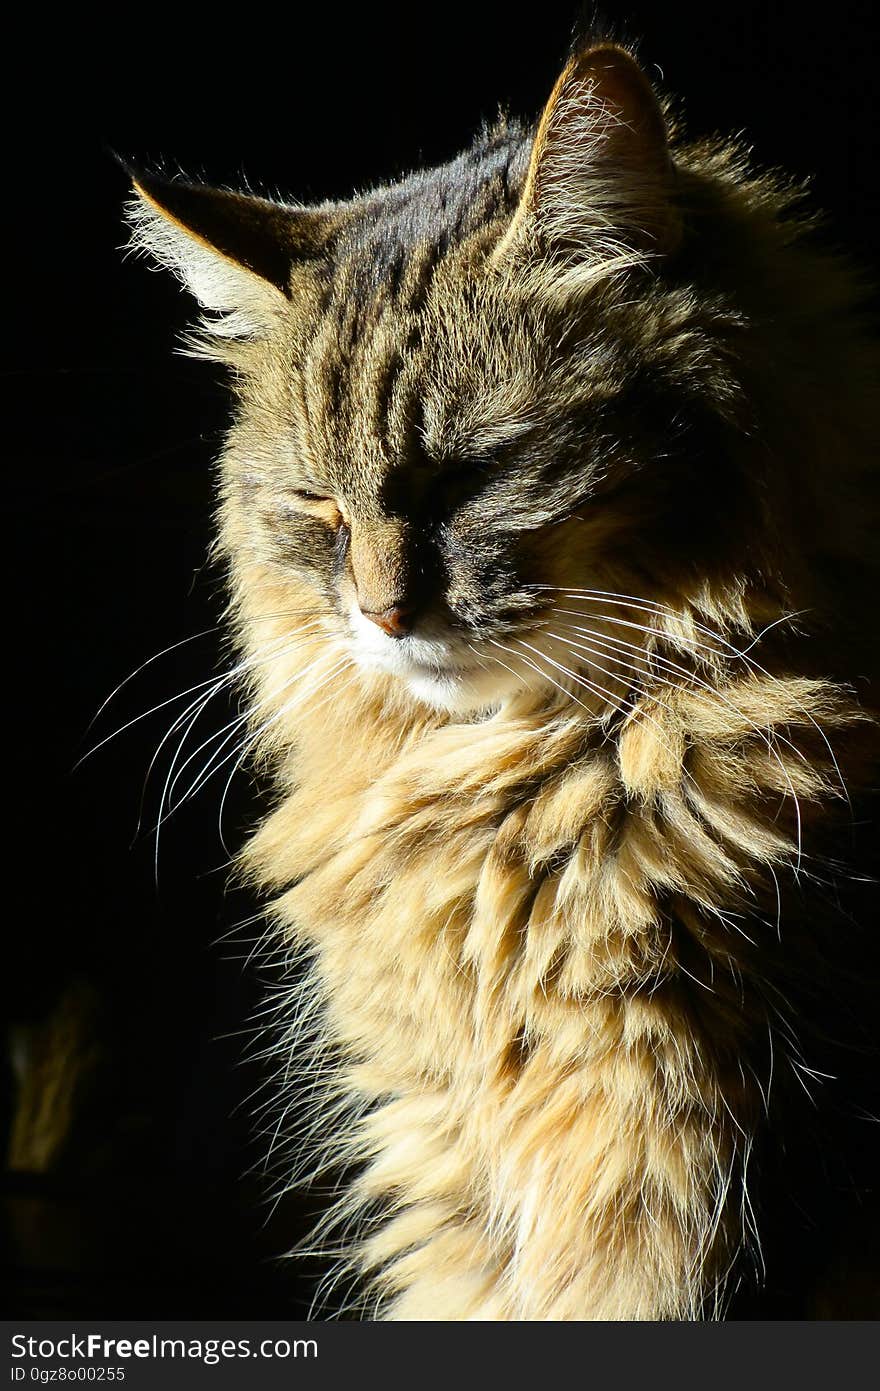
[300, 265, 549, 491]
[305, 136, 528, 354]
[296, 134, 546, 484]
[336, 126, 529, 277]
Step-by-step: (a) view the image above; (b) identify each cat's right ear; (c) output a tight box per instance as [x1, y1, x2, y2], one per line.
[123, 165, 338, 337]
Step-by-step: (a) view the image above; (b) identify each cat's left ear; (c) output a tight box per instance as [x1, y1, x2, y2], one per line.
[498, 43, 681, 266]
[125, 167, 339, 336]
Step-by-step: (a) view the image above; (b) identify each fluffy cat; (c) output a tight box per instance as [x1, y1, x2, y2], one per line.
[125, 34, 879, 1319]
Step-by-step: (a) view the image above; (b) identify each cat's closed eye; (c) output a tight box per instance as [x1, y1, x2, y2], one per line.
[401, 457, 496, 518]
[282, 488, 344, 526]
[288, 486, 330, 502]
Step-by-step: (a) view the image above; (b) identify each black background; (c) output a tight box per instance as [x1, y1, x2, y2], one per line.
[4, 2, 879, 1319]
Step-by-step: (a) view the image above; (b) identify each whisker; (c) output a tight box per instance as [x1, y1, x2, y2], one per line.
[516, 635, 633, 721]
[547, 620, 811, 871]
[167, 634, 328, 810]
[526, 585, 762, 655]
[531, 585, 850, 806]
[740, 610, 811, 656]
[134, 675, 230, 841]
[136, 625, 325, 842]
[548, 604, 727, 664]
[149, 635, 336, 883]
[528, 633, 718, 809]
[81, 626, 222, 741]
[554, 614, 813, 786]
[547, 628, 804, 873]
[153, 647, 345, 852]
[79, 606, 326, 756]
[470, 640, 538, 702]
[486, 637, 595, 714]
[77, 620, 323, 768]
[213, 661, 357, 860]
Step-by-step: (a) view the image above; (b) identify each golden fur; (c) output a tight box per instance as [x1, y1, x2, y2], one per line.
[127, 40, 879, 1318]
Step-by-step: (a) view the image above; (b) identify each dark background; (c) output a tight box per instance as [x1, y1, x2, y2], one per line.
[4, 2, 879, 1318]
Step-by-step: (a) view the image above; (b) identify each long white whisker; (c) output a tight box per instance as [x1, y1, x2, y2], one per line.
[203, 653, 354, 805]
[526, 585, 764, 655]
[155, 646, 344, 843]
[150, 630, 330, 881]
[557, 615, 812, 788]
[525, 633, 712, 808]
[739, 610, 811, 656]
[215, 662, 358, 860]
[469, 640, 537, 701]
[138, 625, 324, 841]
[81, 626, 221, 740]
[516, 636, 632, 720]
[167, 634, 327, 809]
[78, 621, 323, 768]
[531, 586, 849, 805]
[548, 628, 802, 873]
[549, 621, 809, 871]
[486, 637, 595, 713]
[135, 676, 229, 840]
[548, 605, 727, 663]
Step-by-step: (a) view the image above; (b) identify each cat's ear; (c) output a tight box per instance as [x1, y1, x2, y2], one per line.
[125, 167, 337, 336]
[498, 43, 681, 268]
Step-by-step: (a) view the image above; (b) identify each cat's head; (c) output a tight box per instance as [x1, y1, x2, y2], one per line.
[127, 42, 773, 715]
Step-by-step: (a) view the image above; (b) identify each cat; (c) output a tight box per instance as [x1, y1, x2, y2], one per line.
[125, 32, 879, 1319]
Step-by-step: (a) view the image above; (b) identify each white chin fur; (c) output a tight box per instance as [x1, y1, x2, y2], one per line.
[347, 605, 523, 713]
[403, 662, 522, 713]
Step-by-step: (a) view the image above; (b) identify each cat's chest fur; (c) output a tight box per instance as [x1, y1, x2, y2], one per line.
[243, 636, 818, 1086]
[240, 643, 841, 1318]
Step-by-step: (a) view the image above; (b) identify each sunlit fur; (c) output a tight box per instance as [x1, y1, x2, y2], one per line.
[128, 39, 878, 1318]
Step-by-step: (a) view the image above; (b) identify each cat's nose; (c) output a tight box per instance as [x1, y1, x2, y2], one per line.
[360, 603, 414, 638]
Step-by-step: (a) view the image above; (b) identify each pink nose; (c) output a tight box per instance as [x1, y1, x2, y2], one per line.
[360, 604, 414, 638]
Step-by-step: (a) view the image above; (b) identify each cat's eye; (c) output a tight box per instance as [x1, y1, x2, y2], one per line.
[283, 486, 346, 530]
[428, 458, 492, 509]
[290, 486, 330, 503]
